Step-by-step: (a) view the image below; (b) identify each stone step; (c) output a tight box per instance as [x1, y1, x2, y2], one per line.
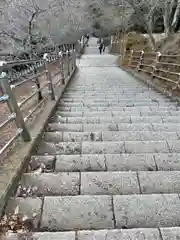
[57, 105, 173, 112]
[56, 111, 112, 117]
[64, 92, 161, 95]
[43, 131, 179, 143]
[30, 153, 177, 172]
[58, 100, 176, 106]
[57, 110, 169, 118]
[20, 172, 80, 196]
[47, 122, 180, 132]
[36, 140, 174, 155]
[63, 91, 163, 95]
[5, 194, 180, 230]
[57, 104, 180, 114]
[61, 96, 165, 100]
[55, 112, 180, 123]
[66, 87, 150, 90]
[52, 116, 165, 124]
[7, 228, 180, 240]
[54, 154, 156, 172]
[19, 171, 180, 196]
[58, 102, 162, 107]
[57, 108, 174, 116]
[61, 97, 171, 102]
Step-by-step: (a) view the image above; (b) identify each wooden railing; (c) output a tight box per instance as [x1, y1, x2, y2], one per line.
[0, 48, 77, 158]
[115, 48, 180, 92]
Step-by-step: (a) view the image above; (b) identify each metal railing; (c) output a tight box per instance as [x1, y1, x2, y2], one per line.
[0, 48, 77, 158]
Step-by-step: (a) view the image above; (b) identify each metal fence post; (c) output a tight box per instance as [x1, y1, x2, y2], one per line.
[34, 68, 43, 101]
[137, 50, 144, 71]
[67, 50, 70, 76]
[45, 61, 55, 100]
[70, 50, 73, 71]
[0, 77, 31, 141]
[60, 53, 65, 84]
[73, 48, 76, 68]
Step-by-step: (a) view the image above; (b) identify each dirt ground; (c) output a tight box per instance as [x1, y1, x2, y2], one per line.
[0, 59, 69, 164]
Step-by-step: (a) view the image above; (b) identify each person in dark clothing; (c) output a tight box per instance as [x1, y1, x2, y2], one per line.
[99, 43, 103, 54]
[103, 43, 105, 52]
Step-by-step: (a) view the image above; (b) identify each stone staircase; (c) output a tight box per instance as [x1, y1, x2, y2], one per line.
[4, 38, 180, 239]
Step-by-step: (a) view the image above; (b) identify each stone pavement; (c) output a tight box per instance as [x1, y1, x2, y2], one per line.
[4, 37, 180, 239]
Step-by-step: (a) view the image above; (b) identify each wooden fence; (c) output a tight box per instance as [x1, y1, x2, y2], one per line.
[122, 50, 180, 91]
[110, 37, 180, 91]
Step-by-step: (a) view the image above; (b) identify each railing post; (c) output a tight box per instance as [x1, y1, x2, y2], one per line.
[73, 48, 76, 68]
[67, 50, 70, 76]
[137, 50, 144, 71]
[44, 61, 55, 100]
[70, 50, 73, 71]
[59, 52, 65, 84]
[173, 73, 180, 90]
[151, 52, 161, 78]
[0, 77, 31, 141]
[34, 68, 43, 101]
[128, 50, 134, 66]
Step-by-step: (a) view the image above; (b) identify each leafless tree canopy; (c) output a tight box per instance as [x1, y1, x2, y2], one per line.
[0, 0, 180, 55]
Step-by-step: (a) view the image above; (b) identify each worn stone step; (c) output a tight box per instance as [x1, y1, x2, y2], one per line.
[60, 98, 163, 102]
[55, 111, 178, 120]
[138, 171, 180, 194]
[61, 97, 171, 102]
[20, 172, 80, 196]
[77, 228, 180, 240]
[29, 155, 56, 171]
[21, 171, 180, 196]
[102, 131, 178, 141]
[5, 197, 42, 229]
[114, 194, 180, 229]
[48, 123, 118, 132]
[61, 97, 168, 102]
[20, 172, 140, 196]
[6, 194, 180, 230]
[65, 89, 151, 92]
[60, 99, 176, 106]
[48, 122, 180, 132]
[54, 153, 155, 172]
[4, 232, 76, 240]
[56, 111, 112, 117]
[57, 108, 173, 117]
[57, 105, 173, 113]
[82, 141, 170, 154]
[56, 153, 180, 172]
[58, 102, 163, 107]
[43, 131, 102, 142]
[62, 93, 163, 97]
[151, 123, 180, 132]
[6, 195, 114, 231]
[80, 172, 140, 195]
[53, 116, 164, 124]
[60, 97, 171, 102]
[162, 116, 180, 123]
[43, 131, 179, 143]
[36, 140, 175, 155]
[8, 229, 180, 240]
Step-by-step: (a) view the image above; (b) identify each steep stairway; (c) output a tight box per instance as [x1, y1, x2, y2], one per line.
[3, 38, 180, 239]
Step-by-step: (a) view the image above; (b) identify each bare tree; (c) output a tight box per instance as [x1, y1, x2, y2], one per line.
[0, 0, 93, 58]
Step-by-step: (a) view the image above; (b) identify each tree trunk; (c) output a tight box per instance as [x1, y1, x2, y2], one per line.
[172, 0, 180, 31]
[164, 0, 172, 37]
[144, 20, 157, 51]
